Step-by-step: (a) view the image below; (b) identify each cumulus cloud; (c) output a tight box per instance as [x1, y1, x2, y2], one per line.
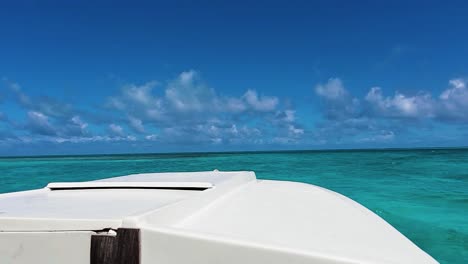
[357, 130, 395, 143]
[275, 110, 296, 123]
[123, 81, 159, 107]
[315, 78, 348, 100]
[8, 82, 31, 106]
[313, 79, 401, 144]
[108, 71, 281, 119]
[66, 116, 89, 136]
[3, 80, 92, 140]
[438, 78, 468, 121]
[363, 78, 468, 121]
[107, 81, 163, 121]
[24, 111, 90, 138]
[109, 124, 125, 136]
[106, 70, 294, 145]
[128, 116, 145, 133]
[2, 72, 302, 149]
[8, 82, 74, 119]
[158, 122, 263, 145]
[225, 98, 247, 112]
[243, 89, 278, 112]
[8, 70, 468, 151]
[26, 111, 57, 136]
[365, 87, 434, 118]
[6, 135, 137, 145]
[313, 77, 468, 144]
[315, 78, 360, 120]
[165, 70, 217, 112]
[145, 134, 158, 141]
[1, 72, 304, 151]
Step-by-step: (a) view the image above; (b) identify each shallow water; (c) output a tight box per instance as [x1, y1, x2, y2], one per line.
[0, 148, 467, 263]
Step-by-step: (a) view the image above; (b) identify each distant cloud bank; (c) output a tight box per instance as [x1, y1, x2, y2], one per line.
[313, 77, 468, 145]
[1, 72, 467, 155]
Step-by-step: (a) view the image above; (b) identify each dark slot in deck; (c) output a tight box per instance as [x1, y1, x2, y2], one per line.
[51, 186, 208, 191]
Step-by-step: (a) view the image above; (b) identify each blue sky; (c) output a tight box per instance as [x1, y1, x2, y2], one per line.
[1, 1, 468, 155]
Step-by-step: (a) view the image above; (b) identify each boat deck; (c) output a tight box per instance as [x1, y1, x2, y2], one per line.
[0, 170, 438, 264]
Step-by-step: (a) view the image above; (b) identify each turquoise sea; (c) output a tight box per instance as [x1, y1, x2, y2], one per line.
[0, 148, 467, 263]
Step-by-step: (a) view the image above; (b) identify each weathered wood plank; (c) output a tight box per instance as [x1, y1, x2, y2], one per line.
[90, 235, 117, 264]
[90, 228, 140, 264]
[115, 228, 140, 264]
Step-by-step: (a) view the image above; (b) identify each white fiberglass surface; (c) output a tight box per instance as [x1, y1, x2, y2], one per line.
[97, 171, 245, 185]
[175, 180, 436, 263]
[0, 188, 194, 220]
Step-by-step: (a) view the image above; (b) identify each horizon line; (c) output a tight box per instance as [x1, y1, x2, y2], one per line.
[1, 145, 467, 159]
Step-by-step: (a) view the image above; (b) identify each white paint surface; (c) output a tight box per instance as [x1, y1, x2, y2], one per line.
[0, 170, 438, 263]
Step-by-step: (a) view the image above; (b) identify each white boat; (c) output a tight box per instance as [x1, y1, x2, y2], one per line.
[0, 170, 437, 264]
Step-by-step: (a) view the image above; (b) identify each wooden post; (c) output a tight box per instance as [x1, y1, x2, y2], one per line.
[90, 228, 140, 264]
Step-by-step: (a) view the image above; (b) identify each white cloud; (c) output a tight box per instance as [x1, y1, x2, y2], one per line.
[157, 121, 265, 145]
[28, 111, 49, 125]
[63, 115, 89, 137]
[7, 80, 73, 118]
[108, 71, 281, 121]
[8, 82, 32, 106]
[128, 116, 145, 133]
[145, 134, 158, 141]
[440, 79, 467, 101]
[284, 110, 296, 122]
[358, 130, 395, 143]
[226, 98, 247, 112]
[315, 78, 347, 100]
[210, 137, 222, 144]
[363, 78, 468, 121]
[4, 75, 300, 149]
[313, 76, 468, 145]
[164, 72, 278, 113]
[107, 97, 126, 110]
[447, 78, 466, 90]
[107, 81, 163, 121]
[103, 70, 294, 145]
[438, 78, 468, 120]
[243, 89, 278, 112]
[288, 125, 304, 136]
[44, 135, 137, 144]
[24, 110, 90, 138]
[71, 116, 87, 130]
[165, 70, 215, 112]
[123, 81, 159, 107]
[275, 109, 296, 123]
[365, 87, 434, 118]
[26, 111, 57, 136]
[315, 78, 360, 120]
[109, 124, 124, 136]
[230, 124, 239, 135]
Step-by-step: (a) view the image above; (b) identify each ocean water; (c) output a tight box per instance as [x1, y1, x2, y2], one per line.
[0, 148, 467, 263]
